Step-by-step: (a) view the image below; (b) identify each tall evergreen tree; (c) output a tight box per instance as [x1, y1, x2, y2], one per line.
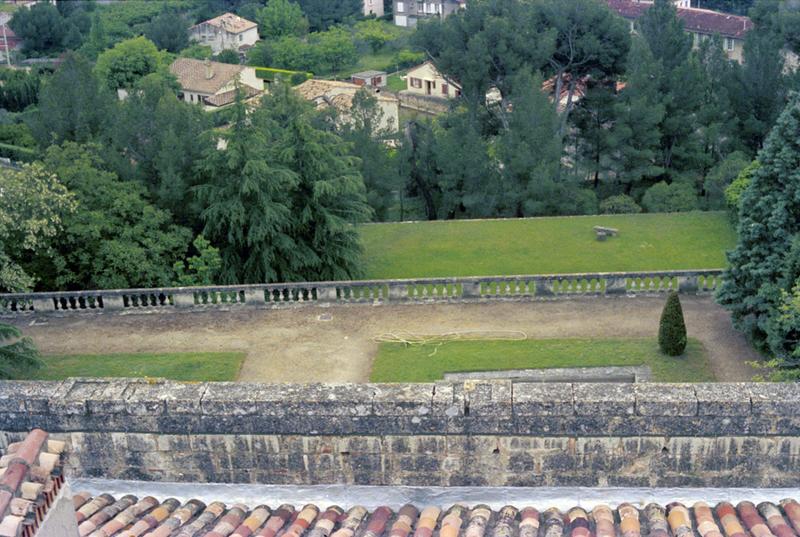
[609, 36, 665, 195]
[718, 95, 800, 360]
[25, 53, 114, 147]
[434, 110, 501, 219]
[257, 83, 372, 280]
[337, 89, 400, 222]
[194, 93, 298, 284]
[497, 70, 562, 216]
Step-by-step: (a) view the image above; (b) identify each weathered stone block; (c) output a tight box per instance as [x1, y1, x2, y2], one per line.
[695, 383, 752, 415]
[635, 383, 697, 416]
[749, 384, 800, 415]
[574, 383, 635, 415]
[513, 383, 574, 416]
[372, 384, 433, 416]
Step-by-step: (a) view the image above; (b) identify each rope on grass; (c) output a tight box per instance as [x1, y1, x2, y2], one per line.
[373, 330, 528, 357]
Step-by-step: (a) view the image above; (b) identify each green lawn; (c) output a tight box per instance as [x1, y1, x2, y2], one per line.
[388, 73, 406, 92]
[21, 352, 245, 382]
[359, 212, 735, 279]
[370, 338, 713, 382]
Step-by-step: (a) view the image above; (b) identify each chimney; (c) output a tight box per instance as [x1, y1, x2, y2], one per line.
[204, 58, 214, 80]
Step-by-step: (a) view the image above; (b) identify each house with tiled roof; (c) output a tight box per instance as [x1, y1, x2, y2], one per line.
[189, 12, 259, 55]
[607, 0, 753, 63]
[294, 79, 399, 133]
[403, 61, 461, 100]
[169, 58, 264, 110]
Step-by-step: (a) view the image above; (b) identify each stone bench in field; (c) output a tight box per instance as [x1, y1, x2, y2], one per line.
[594, 225, 619, 240]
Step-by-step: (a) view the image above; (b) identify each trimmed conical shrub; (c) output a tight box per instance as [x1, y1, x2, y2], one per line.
[659, 291, 687, 356]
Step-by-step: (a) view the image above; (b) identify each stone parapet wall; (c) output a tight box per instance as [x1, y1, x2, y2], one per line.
[0, 269, 722, 316]
[1, 378, 799, 487]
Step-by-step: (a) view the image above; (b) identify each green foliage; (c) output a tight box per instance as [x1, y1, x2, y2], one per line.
[214, 49, 241, 64]
[179, 44, 213, 60]
[337, 89, 400, 221]
[642, 182, 699, 213]
[0, 324, 41, 380]
[35, 143, 192, 290]
[25, 53, 114, 147]
[9, 2, 86, 56]
[173, 235, 222, 286]
[248, 27, 357, 74]
[764, 280, 800, 367]
[79, 12, 107, 60]
[0, 123, 35, 149]
[725, 160, 759, 217]
[497, 70, 563, 216]
[354, 19, 402, 53]
[0, 163, 76, 292]
[145, 8, 190, 53]
[658, 291, 688, 356]
[599, 194, 642, 214]
[704, 151, 750, 209]
[105, 72, 212, 223]
[0, 68, 43, 112]
[258, 0, 309, 39]
[295, 0, 361, 31]
[391, 49, 424, 70]
[94, 36, 166, 90]
[95, 0, 182, 47]
[195, 85, 371, 283]
[718, 95, 800, 364]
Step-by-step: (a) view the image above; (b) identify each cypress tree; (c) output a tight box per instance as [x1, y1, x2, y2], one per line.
[659, 291, 687, 356]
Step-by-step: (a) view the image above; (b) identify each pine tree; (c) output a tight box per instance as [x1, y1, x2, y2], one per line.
[659, 291, 687, 356]
[337, 89, 400, 222]
[717, 94, 800, 358]
[609, 35, 665, 193]
[497, 70, 562, 216]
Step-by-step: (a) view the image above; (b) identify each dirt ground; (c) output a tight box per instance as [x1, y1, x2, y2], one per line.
[9, 296, 759, 383]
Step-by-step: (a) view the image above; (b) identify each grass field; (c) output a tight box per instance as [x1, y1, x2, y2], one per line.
[359, 212, 735, 279]
[370, 338, 712, 383]
[388, 74, 406, 92]
[21, 352, 246, 382]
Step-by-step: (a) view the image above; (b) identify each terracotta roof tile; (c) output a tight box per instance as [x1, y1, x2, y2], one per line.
[64, 496, 800, 537]
[203, 85, 262, 107]
[169, 58, 246, 95]
[0, 429, 65, 537]
[607, 0, 753, 38]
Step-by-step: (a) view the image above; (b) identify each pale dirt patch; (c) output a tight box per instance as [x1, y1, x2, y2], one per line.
[9, 296, 759, 382]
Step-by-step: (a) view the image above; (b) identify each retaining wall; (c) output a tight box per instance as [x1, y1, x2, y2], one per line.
[1, 378, 799, 487]
[0, 270, 722, 316]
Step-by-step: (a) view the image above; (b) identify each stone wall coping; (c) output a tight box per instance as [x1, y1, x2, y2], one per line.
[1, 379, 798, 437]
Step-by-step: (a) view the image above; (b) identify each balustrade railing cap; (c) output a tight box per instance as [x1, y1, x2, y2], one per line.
[0, 269, 723, 300]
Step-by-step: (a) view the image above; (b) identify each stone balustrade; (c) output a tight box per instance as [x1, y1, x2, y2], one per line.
[0, 269, 723, 316]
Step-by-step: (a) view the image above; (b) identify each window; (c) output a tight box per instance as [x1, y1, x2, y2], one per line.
[725, 37, 735, 51]
[397, 2, 405, 12]
[410, 77, 422, 88]
[373, 76, 382, 85]
[442, 83, 448, 95]
[239, 34, 243, 41]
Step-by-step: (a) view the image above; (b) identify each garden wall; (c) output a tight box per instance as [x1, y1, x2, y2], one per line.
[1, 378, 798, 487]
